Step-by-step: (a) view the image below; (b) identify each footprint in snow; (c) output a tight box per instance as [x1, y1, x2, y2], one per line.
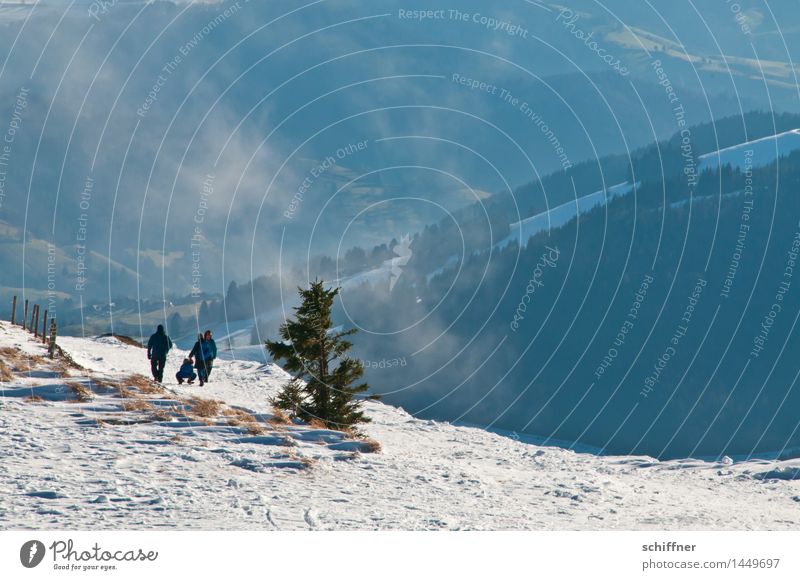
[26, 490, 66, 499]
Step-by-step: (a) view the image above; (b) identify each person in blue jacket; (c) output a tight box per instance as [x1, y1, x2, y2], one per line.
[146, 324, 172, 383]
[189, 330, 217, 386]
[175, 358, 197, 385]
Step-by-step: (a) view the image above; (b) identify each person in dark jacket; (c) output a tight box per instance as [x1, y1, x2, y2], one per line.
[189, 330, 217, 386]
[146, 324, 173, 383]
[175, 358, 197, 385]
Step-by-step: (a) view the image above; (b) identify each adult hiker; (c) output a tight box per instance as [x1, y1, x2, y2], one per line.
[146, 324, 173, 383]
[189, 329, 217, 386]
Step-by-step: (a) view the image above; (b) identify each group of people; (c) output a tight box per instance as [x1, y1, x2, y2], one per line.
[146, 325, 217, 386]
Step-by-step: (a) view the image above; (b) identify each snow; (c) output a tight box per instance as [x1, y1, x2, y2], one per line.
[669, 189, 745, 210]
[497, 182, 634, 250]
[426, 255, 461, 282]
[698, 128, 800, 171]
[753, 467, 800, 482]
[2, 320, 799, 530]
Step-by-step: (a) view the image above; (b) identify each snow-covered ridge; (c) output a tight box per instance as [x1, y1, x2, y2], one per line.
[492, 128, 800, 252]
[496, 181, 635, 250]
[1, 321, 799, 530]
[699, 128, 800, 171]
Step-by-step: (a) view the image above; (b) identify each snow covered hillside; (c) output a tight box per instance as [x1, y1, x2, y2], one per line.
[1, 321, 799, 530]
[492, 128, 800, 252]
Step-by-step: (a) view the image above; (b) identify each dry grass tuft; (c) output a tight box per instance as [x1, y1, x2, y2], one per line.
[24, 395, 45, 403]
[0, 346, 18, 358]
[286, 453, 315, 470]
[53, 345, 85, 370]
[122, 373, 163, 394]
[191, 398, 222, 418]
[89, 376, 118, 390]
[224, 409, 266, 435]
[137, 382, 165, 395]
[122, 400, 156, 413]
[340, 426, 358, 438]
[66, 381, 93, 401]
[2, 350, 46, 373]
[268, 406, 291, 426]
[51, 362, 72, 378]
[361, 439, 382, 454]
[151, 408, 173, 422]
[307, 418, 328, 430]
[0, 360, 13, 382]
[224, 407, 259, 423]
[244, 422, 265, 435]
[12, 360, 34, 372]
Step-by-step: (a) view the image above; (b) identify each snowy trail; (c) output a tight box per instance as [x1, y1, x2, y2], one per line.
[1, 321, 799, 530]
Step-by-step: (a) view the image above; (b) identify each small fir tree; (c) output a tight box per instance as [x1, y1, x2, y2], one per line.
[266, 280, 375, 429]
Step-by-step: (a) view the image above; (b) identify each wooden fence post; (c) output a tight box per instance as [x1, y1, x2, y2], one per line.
[48, 319, 57, 359]
[33, 305, 39, 338]
[22, 299, 28, 330]
[11, 296, 16, 325]
[42, 310, 48, 344]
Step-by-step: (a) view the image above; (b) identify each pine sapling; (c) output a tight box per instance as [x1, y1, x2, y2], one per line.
[266, 280, 378, 430]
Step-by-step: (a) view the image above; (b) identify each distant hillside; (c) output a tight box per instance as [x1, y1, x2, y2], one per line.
[326, 113, 800, 459]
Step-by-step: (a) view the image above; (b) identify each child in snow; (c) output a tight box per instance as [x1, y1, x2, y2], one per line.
[176, 358, 197, 385]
